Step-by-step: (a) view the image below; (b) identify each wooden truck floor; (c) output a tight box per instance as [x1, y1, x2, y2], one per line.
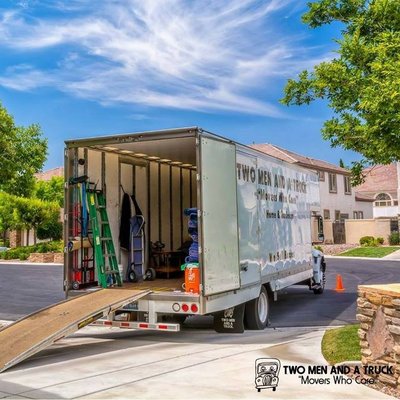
[0, 288, 150, 373]
[118, 277, 184, 292]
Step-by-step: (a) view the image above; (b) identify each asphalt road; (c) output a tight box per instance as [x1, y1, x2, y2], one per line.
[0, 258, 399, 326]
[270, 257, 400, 327]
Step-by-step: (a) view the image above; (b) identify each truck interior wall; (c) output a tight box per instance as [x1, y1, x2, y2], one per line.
[148, 163, 196, 252]
[149, 162, 159, 249]
[171, 167, 182, 250]
[160, 164, 171, 250]
[87, 149, 102, 187]
[134, 164, 149, 271]
[110, 155, 197, 278]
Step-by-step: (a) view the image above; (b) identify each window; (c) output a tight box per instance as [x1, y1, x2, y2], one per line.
[317, 170, 325, 181]
[323, 209, 330, 220]
[335, 210, 341, 221]
[329, 173, 337, 193]
[374, 193, 392, 207]
[359, 211, 364, 219]
[394, 200, 398, 206]
[353, 211, 358, 219]
[344, 176, 351, 195]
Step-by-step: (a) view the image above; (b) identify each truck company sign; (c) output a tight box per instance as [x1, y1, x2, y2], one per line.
[236, 152, 320, 271]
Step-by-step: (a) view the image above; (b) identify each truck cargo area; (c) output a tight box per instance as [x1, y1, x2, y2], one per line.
[65, 128, 199, 295]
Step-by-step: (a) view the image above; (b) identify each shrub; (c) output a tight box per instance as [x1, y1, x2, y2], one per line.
[360, 236, 375, 246]
[376, 237, 384, 245]
[0, 240, 63, 260]
[314, 245, 323, 252]
[388, 232, 400, 245]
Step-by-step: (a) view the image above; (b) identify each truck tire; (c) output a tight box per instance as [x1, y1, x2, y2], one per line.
[244, 286, 269, 330]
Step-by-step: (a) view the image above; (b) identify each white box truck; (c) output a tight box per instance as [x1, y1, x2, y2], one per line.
[64, 127, 326, 333]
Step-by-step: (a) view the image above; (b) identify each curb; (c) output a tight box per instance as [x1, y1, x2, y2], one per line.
[0, 261, 63, 266]
[324, 255, 400, 262]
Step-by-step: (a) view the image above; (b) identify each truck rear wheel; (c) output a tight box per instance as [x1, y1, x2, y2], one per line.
[244, 286, 269, 330]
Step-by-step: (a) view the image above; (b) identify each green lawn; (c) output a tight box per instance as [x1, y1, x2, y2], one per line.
[338, 246, 400, 258]
[321, 324, 361, 364]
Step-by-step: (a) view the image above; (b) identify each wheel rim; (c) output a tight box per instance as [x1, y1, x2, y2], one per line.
[258, 290, 268, 323]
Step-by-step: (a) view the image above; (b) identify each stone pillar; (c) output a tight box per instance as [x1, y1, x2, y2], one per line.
[9, 230, 21, 248]
[357, 284, 400, 390]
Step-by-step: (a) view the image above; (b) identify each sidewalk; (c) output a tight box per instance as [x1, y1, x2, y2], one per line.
[325, 254, 400, 261]
[383, 249, 400, 260]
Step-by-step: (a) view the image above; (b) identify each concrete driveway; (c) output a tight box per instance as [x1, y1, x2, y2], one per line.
[0, 326, 392, 399]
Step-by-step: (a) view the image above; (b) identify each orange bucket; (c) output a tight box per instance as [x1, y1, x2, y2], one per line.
[184, 264, 200, 294]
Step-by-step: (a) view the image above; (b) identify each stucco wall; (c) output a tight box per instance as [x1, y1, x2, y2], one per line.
[357, 200, 374, 219]
[322, 220, 334, 244]
[319, 172, 373, 220]
[345, 219, 392, 244]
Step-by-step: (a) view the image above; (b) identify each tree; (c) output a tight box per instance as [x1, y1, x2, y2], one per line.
[0, 102, 47, 196]
[14, 197, 54, 245]
[281, 0, 400, 183]
[34, 176, 64, 207]
[37, 203, 62, 241]
[0, 192, 18, 244]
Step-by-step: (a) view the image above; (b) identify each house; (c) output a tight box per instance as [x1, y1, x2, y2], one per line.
[34, 166, 64, 181]
[356, 163, 400, 218]
[250, 143, 374, 223]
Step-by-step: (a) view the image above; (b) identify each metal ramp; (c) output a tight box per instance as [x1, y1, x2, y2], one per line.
[0, 288, 150, 373]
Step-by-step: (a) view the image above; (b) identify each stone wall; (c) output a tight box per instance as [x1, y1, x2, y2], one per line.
[28, 253, 64, 263]
[9, 230, 21, 248]
[357, 284, 400, 390]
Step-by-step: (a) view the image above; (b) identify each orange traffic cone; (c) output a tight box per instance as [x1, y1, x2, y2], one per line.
[335, 274, 345, 292]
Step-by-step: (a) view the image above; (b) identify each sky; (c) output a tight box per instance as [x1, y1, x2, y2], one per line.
[0, 0, 361, 170]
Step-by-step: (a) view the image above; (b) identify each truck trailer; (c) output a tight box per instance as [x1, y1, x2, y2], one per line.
[63, 126, 326, 333]
[0, 126, 327, 373]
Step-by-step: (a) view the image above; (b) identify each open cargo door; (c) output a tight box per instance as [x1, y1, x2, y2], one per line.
[200, 136, 240, 296]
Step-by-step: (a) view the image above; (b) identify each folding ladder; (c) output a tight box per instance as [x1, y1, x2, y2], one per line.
[87, 189, 122, 288]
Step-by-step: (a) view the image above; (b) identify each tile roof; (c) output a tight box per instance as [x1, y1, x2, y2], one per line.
[355, 193, 374, 202]
[356, 164, 398, 193]
[250, 143, 349, 174]
[35, 167, 64, 181]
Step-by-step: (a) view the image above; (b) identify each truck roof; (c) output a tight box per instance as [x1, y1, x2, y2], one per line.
[64, 126, 317, 177]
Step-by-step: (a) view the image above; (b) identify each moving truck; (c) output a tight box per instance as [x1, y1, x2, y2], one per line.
[64, 127, 326, 333]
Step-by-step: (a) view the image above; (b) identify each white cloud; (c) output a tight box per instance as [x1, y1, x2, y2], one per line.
[0, 0, 324, 116]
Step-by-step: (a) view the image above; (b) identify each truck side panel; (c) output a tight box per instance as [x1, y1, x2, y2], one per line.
[236, 148, 320, 289]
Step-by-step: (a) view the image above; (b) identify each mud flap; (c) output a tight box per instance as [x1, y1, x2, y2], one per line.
[213, 303, 245, 333]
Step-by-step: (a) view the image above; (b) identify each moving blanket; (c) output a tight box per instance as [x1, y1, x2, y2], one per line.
[184, 208, 198, 263]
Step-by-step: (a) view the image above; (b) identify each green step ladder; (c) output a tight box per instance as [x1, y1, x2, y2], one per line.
[87, 188, 122, 288]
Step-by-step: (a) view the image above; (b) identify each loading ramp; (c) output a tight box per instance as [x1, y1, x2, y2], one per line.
[0, 288, 150, 373]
